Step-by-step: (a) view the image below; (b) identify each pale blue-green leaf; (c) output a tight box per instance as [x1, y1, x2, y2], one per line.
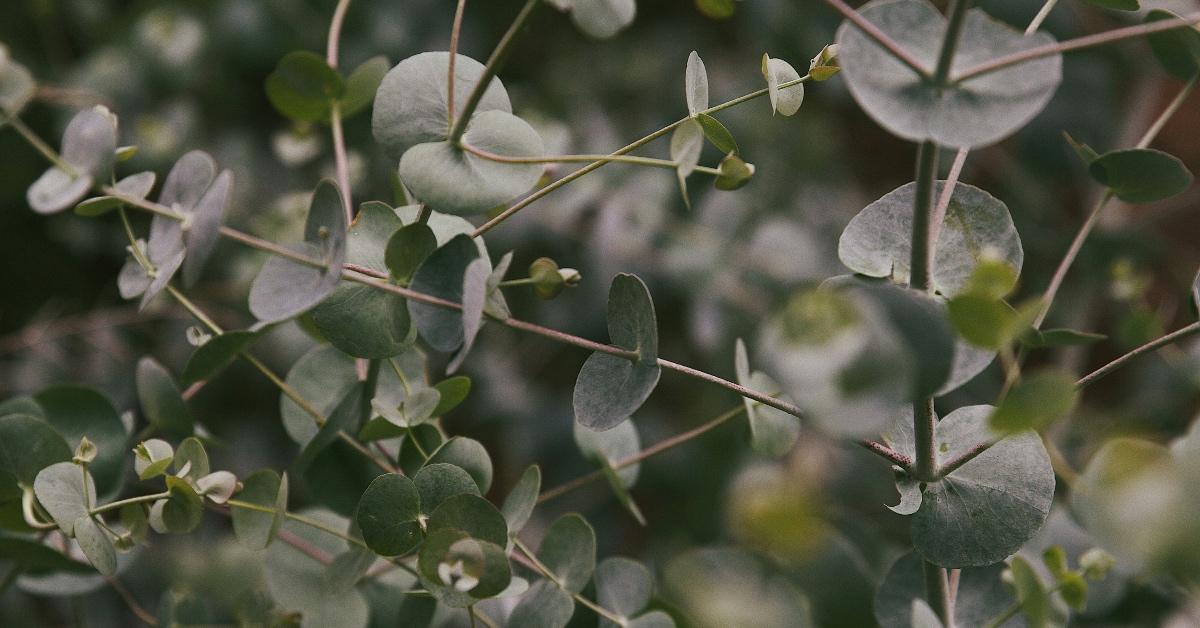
[595, 557, 654, 627]
[133, 438, 173, 480]
[147, 150, 216, 274]
[538, 513, 596, 594]
[173, 436, 209, 480]
[428, 436, 493, 494]
[27, 168, 92, 216]
[685, 51, 709, 116]
[311, 202, 413, 358]
[875, 551, 1019, 628]
[426, 493, 508, 547]
[135, 357, 193, 440]
[72, 516, 116, 575]
[27, 107, 116, 214]
[888, 475, 922, 515]
[384, 222, 437, 283]
[231, 469, 288, 550]
[569, 0, 637, 39]
[853, 282, 955, 397]
[574, 418, 641, 487]
[324, 545, 376, 593]
[33, 462, 96, 534]
[34, 386, 126, 499]
[762, 55, 803, 116]
[910, 599, 944, 628]
[181, 169, 232, 286]
[373, 52, 511, 161]
[248, 180, 348, 323]
[264, 508, 369, 628]
[839, 181, 1022, 296]
[138, 248, 184, 311]
[447, 257, 490, 373]
[506, 578, 575, 628]
[501, 464, 541, 535]
[293, 383, 364, 472]
[835, 0, 1062, 148]
[399, 110, 544, 216]
[0, 46, 36, 115]
[733, 338, 800, 457]
[408, 234, 480, 352]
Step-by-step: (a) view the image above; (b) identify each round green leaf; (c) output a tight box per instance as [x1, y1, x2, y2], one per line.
[264, 508, 369, 628]
[180, 329, 260, 385]
[1088, 148, 1194, 203]
[292, 382, 365, 472]
[1145, 10, 1200, 80]
[501, 464, 541, 535]
[181, 168, 232, 287]
[408, 234, 480, 352]
[34, 386, 126, 500]
[595, 557, 655, 626]
[0, 46, 36, 116]
[431, 376, 471, 416]
[340, 56, 389, 119]
[538, 513, 596, 594]
[33, 462, 96, 535]
[733, 339, 800, 457]
[575, 411, 642, 488]
[385, 222, 438, 284]
[426, 493, 508, 547]
[398, 110, 544, 216]
[373, 51, 511, 160]
[685, 51, 709, 116]
[568, 0, 637, 39]
[414, 462, 480, 516]
[249, 180, 348, 323]
[135, 357, 193, 440]
[989, 369, 1078, 434]
[835, 0, 1062, 148]
[173, 436, 210, 480]
[355, 473, 422, 556]
[838, 181, 1023, 296]
[158, 476, 203, 534]
[573, 273, 661, 431]
[265, 51, 345, 123]
[714, 153, 755, 191]
[506, 578, 575, 628]
[27, 107, 117, 214]
[73, 515, 116, 575]
[428, 437, 493, 494]
[417, 528, 511, 606]
[761, 55, 803, 116]
[147, 150, 217, 283]
[231, 469, 288, 550]
[875, 551, 1018, 628]
[311, 201, 414, 358]
[902, 405, 1055, 567]
[0, 414, 72, 493]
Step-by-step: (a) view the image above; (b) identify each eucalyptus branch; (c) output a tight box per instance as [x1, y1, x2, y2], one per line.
[471, 75, 810, 237]
[3, 114, 79, 175]
[512, 538, 627, 626]
[89, 491, 171, 516]
[1025, 0, 1059, 35]
[459, 143, 721, 175]
[447, 0, 539, 144]
[822, 0, 930, 78]
[1075, 321, 1200, 389]
[955, 12, 1200, 82]
[447, 0, 467, 128]
[224, 498, 370, 550]
[326, 0, 355, 220]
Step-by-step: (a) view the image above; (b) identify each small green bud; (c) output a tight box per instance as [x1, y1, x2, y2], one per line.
[530, 257, 566, 299]
[73, 436, 97, 465]
[809, 44, 840, 81]
[715, 153, 755, 191]
[1079, 547, 1116, 581]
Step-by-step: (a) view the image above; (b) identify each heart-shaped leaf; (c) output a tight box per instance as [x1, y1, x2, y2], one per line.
[231, 469, 288, 550]
[537, 513, 596, 594]
[27, 107, 117, 214]
[835, 0, 1062, 148]
[355, 473, 422, 556]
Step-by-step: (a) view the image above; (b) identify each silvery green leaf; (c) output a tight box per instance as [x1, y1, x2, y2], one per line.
[537, 513, 596, 594]
[248, 179, 348, 323]
[0, 45, 36, 116]
[73, 516, 116, 575]
[181, 168, 232, 286]
[447, 257, 490, 373]
[133, 438, 174, 480]
[573, 273, 661, 431]
[355, 473, 422, 556]
[232, 469, 288, 550]
[311, 201, 414, 358]
[118, 240, 152, 300]
[399, 110, 544, 216]
[761, 54, 804, 116]
[264, 508, 369, 628]
[196, 470, 238, 504]
[887, 474, 921, 515]
[501, 464, 541, 535]
[835, 0, 1062, 148]
[428, 436, 493, 494]
[910, 599, 944, 628]
[408, 234, 480, 352]
[27, 107, 117, 214]
[33, 462, 97, 534]
[733, 339, 799, 457]
[595, 557, 654, 627]
[685, 51, 709, 116]
[34, 386, 127, 500]
[506, 579, 575, 628]
[324, 546, 376, 593]
[484, 250, 514, 320]
[373, 52, 511, 161]
[148, 150, 216, 271]
[568, 0, 637, 39]
[875, 551, 1019, 628]
[838, 181, 1023, 297]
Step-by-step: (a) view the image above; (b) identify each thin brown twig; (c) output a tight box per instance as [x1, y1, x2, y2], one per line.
[106, 576, 159, 626]
[822, 0, 930, 78]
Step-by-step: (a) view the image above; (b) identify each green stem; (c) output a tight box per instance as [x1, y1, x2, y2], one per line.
[460, 143, 721, 175]
[1024, 0, 1059, 35]
[1076, 321, 1200, 389]
[5, 114, 79, 175]
[447, 0, 467, 128]
[822, 0, 930, 77]
[89, 491, 171, 516]
[512, 538, 628, 626]
[924, 561, 952, 626]
[909, 141, 940, 293]
[447, 0, 539, 144]
[498, 277, 536, 288]
[932, 0, 972, 86]
[226, 498, 369, 549]
[325, 0, 354, 221]
[1033, 191, 1112, 329]
[471, 75, 809, 237]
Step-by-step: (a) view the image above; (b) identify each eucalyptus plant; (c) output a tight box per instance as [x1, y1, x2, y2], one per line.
[2, 0, 1200, 626]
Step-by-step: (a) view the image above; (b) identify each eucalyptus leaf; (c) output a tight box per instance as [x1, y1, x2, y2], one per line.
[135, 357, 193, 440]
[27, 107, 117, 214]
[73, 515, 116, 575]
[408, 234, 480, 352]
[0, 535, 92, 574]
[264, 508, 369, 628]
[501, 465, 541, 535]
[417, 529, 511, 605]
[427, 437, 493, 494]
[839, 181, 1023, 296]
[567, 0, 637, 39]
[715, 153, 755, 190]
[398, 110, 544, 216]
[74, 171, 156, 217]
[147, 150, 216, 283]
[355, 473, 422, 556]
[34, 386, 126, 500]
[1145, 10, 1200, 80]
[685, 51, 709, 116]
[989, 370, 1077, 434]
[385, 222, 438, 283]
[507, 579, 575, 628]
[373, 52, 511, 161]
[159, 475, 203, 534]
[0, 46, 36, 116]
[875, 551, 1019, 628]
[293, 383, 364, 472]
[325, 546, 376, 593]
[432, 376, 471, 416]
[311, 201, 413, 358]
[33, 462, 96, 535]
[173, 437, 210, 481]
[733, 339, 800, 457]
[133, 439, 174, 480]
[426, 493, 508, 547]
[447, 257, 490, 373]
[248, 180, 348, 323]
[595, 557, 655, 627]
[538, 513, 596, 594]
[340, 55, 389, 119]
[573, 273, 661, 431]
[265, 51, 345, 123]
[181, 168, 232, 287]
[888, 475, 922, 515]
[761, 54, 803, 116]
[414, 462, 480, 515]
[180, 329, 260, 385]
[696, 113, 737, 154]
[0, 414, 72, 492]
[1088, 148, 1193, 203]
[835, 0, 1062, 148]
[231, 469, 288, 550]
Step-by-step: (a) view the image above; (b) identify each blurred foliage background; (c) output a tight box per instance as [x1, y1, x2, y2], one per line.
[2, 0, 1200, 625]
